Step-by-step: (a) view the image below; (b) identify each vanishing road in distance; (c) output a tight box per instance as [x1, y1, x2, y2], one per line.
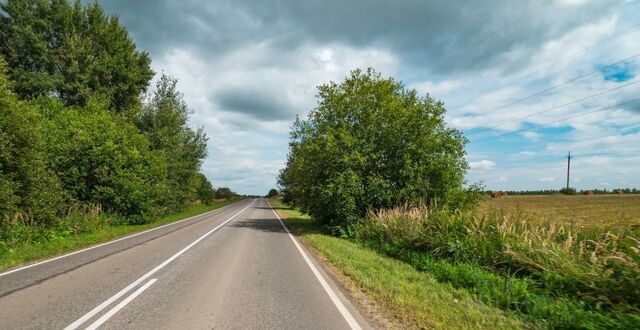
[0, 199, 368, 329]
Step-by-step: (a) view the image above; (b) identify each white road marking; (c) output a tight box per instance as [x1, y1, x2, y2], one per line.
[85, 278, 158, 330]
[0, 200, 245, 278]
[64, 199, 256, 330]
[266, 200, 363, 330]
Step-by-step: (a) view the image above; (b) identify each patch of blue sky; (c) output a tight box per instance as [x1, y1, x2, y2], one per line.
[598, 61, 636, 82]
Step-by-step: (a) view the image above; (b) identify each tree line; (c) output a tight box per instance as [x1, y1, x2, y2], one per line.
[0, 0, 231, 230]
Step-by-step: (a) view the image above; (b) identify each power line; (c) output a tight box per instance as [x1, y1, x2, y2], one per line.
[450, 22, 640, 110]
[470, 98, 640, 143]
[471, 142, 640, 174]
[467, 79, 640, 135]
[464, 52, 640, 119]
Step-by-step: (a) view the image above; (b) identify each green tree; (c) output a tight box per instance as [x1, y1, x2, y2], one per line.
[215, 187, 235, 199]
[267, 189, 279, 198]
[137, 74, 208, 211]
[0, 57, 65, 224]
[36, 98, 166, 222]
[194, 173, 215, 204]
[279, 68, 476, 227]
[0, 0, 153, 113]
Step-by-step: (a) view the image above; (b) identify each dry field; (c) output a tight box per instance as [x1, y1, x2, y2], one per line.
[479, 194, 640, 229]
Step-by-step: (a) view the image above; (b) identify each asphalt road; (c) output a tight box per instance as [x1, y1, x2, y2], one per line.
[0, 199, 369, 329]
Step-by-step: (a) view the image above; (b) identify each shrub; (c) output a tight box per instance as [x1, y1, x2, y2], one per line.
[279, 68, 478, 227]
[0, 57, 65, 225]
[35, 98, 166, 222]
[559, 187, 577, 195]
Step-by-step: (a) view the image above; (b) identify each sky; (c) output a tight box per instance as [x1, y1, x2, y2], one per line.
[99, 0, 640, 195]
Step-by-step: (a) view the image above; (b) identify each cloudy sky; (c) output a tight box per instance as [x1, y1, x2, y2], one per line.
[101, 0, 640, 194]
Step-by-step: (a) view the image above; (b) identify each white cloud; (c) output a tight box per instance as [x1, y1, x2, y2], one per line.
[469, 160, 496, 170]
[498, 176, 508, 182]
[539, 176, 556, 182]
[408, 80, 463, 97]
[521, 131, 541, 141]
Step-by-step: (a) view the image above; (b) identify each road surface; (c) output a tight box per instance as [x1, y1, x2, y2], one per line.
[0, 199, 369, 329]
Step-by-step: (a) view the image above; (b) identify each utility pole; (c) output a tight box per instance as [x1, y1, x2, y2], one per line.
[566, 151, 572, 189]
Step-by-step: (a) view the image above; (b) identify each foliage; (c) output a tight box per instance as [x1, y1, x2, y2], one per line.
[355, 205, 640, 314]
[0, 0, 153, 113]
[0, 57, 65, 225]
[215, 187, 236, 199]
[35, 98, 166, 222]
[193, 173, 216, 204]
[279, 68, 477, 227]
[559, 187, 577, 195]
[267, 188, 279, 198]
[137, 74, 208, 212]
[270, 198, 525, 329]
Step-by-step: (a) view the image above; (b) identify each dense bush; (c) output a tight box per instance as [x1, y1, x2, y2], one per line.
[36, 98, 166, 222]
[193, 173, 216, 204]
[215, 187, 236, 199]
[279, 68, 479, 227]
[0, 0, 217, 246]
[0, 58, 65, 225]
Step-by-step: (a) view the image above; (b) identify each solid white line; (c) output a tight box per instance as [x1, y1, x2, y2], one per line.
[266, 200, 362, 330]
[64, 199, 256, 330]
[85, 278, 158, 330]
[0, 200, 245, 278]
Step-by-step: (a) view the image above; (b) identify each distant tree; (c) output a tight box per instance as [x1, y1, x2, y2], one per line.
[267, 189, 279, 198]
[279, 68, 479, 227]
[559, 187, 576, 195]
[0, 57, 64, 224]
[0, 0, 153, 112]
[215, 187, 235, 199]
[194, 173, 215, 204]
[137, 74, 208, 211]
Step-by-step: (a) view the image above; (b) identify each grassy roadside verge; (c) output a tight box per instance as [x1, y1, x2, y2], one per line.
[269, 198, 526, 329]
[0, 198, 241, 271]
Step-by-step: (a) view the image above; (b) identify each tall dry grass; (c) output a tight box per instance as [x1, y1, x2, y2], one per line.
[356, 205, 640, 311]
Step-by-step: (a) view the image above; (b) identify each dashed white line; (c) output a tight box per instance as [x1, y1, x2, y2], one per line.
[64, 199, 256, 330]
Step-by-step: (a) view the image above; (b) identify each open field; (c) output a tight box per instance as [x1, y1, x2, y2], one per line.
[479, 194, 640, 229]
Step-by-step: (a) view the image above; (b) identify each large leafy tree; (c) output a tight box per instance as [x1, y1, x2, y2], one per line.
[279, 68, 476, 227]
[137, 74, 208, 211]
[0, 57, 64, 224]
[0, 0, 153, 113]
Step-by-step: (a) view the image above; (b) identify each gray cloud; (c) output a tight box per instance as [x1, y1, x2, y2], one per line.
[102, 0, 623, 75]
[214, 88, 294, 121]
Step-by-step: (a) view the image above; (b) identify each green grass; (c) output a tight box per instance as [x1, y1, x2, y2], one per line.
[355, 205, 640, 329]
[0, 198, 241, 271]
[269, 198, 526, 329]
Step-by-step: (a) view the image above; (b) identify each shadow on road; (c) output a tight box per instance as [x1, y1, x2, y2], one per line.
[253, 206, 291, 211]
[229, 218, 288, 233]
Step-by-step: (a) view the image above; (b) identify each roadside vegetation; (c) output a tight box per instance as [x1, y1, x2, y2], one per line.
[278, 69, 640, 328]
[270, 199, 524, 329]
[0, 198, 239, 271]
[0, 0, 236, 268]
